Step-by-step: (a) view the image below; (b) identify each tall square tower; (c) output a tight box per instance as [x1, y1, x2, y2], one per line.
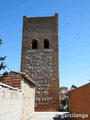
[21, 13, 59, 111]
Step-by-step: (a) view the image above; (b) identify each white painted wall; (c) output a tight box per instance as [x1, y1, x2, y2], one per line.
[0, 83, 22, 120]
[21, 79, 35, 120]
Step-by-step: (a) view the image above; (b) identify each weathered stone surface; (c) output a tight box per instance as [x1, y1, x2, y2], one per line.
[21, 78, 35, 120]
[21, 13, 59, 111]
[0, 72, 36, 120]
[0, 83, 22, 120]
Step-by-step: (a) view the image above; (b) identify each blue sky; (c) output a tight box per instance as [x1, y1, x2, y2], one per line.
[0, 0, 90, 88]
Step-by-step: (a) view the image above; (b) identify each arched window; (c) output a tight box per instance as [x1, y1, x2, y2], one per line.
[32, 39, 37, 49]
[44, 39, 49, 49]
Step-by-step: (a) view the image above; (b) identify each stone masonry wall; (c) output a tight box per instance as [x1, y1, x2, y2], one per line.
[0, 82, 22, 120]
[21, 13, 59, 111]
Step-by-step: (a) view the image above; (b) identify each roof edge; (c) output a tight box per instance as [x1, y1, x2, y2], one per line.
[70, 83, 90, 93]
[0, 71, 37, 87]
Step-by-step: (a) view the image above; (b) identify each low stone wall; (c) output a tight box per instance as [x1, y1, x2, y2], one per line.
[0, 82, 22, 120]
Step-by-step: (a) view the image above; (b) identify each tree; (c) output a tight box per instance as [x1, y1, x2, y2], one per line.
[0, 39, 6, 70]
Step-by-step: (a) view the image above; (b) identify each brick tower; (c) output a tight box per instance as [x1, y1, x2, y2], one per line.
[21, 13, 59, 111]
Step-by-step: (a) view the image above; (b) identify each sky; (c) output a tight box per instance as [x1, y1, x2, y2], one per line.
[0, 0, 90, 88]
